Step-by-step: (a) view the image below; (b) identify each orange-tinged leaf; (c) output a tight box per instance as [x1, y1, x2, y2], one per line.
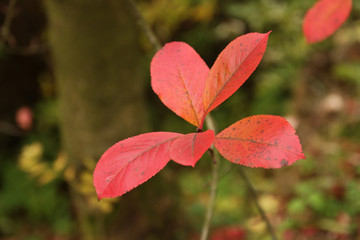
[303, 0, 352, 43]
[202, 32, 270, 125]
[151, 42, 209, 127]
[170, 130, 215, 167]
[93, 132, 182, 199]
[214, 115, 305, 169]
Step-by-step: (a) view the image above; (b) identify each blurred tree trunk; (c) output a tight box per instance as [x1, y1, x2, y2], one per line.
[43, 0, 148, 239]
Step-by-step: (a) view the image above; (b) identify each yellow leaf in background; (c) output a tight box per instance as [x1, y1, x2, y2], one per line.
[88, 196, 116, 213]
[21, 142, 43, 158]
[18, 142, 43, 170]
[64, 165, 76, 182]
[246, 216, 266, 234]
[192, 0, 216, 22]
[38, 169, 56, 185]
[18, 155, 38, 170]
[26, 162, 48, 178]
[53, 152, 67, 172]
[258, 194, 279, 214]
[19, 143, 116, 213]
[78, 171, 95, 195]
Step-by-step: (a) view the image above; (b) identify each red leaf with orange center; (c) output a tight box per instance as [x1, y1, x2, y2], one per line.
[214, 115, 305, 169]
[151, 42, 209, 127]
[202, 32, 270, 126]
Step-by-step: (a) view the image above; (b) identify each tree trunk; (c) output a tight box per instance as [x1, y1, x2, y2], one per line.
[43, 0, 147, 239]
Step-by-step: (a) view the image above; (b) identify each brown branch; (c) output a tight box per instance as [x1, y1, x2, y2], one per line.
[125, 0, 162, 52]
[0, 0, 17, 47]
[238, 167, 278, 240]
[0, 120, 24, 137]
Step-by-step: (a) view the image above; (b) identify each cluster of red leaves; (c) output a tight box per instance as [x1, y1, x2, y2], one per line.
[93, 32, 305, 200]
[303, 0, 352, 43]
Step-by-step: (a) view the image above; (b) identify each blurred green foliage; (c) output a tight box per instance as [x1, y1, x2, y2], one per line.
[0, 159, 73, 237]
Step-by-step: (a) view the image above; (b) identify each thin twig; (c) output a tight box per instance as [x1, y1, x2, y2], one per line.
[0, 0, 18, 47]
[125, 0, 162, 52]
[199, 114, 219, 240]
[238, 167, 278, 240]
[200, 147, 219, 240]
[7, 43, 49, 55]
[0, 121, 24, 137]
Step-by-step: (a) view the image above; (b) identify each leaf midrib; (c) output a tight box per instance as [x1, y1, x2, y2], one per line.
[177, 67, 200, 126]
[101, 135, 181, 196]
[215, 136, 303, 157]
[204, 35, 266, 115]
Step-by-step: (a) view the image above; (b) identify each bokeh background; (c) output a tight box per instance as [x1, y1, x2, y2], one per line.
[1, 0, 360, 239]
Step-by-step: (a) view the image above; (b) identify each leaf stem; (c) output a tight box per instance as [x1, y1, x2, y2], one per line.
[199, 114, 219, 240]
[238, 167, 278, 240]
[200, 147, 219, 240]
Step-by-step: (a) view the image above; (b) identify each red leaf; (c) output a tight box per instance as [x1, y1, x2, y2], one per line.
[214, 115, 305, 169]
[170, 130, 215, 167]
[303, 0, 352, 43]
[151, 42, 209, 127]
[93, 132, 182, 199]
[202, 32, 270, 125]
[211, 226, 246, 240]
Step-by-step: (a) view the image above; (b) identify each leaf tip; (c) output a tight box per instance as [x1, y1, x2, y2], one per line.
[95, 188, 105, 200]
[94, 182, 106, 200]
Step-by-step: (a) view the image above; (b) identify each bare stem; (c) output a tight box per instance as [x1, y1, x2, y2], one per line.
[200, 147, 219, 240]
[199, 114, 219, 240]
[0, 0, 17, 46]
[125, 0, 162, 52]
[238, 167, 278, 240]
